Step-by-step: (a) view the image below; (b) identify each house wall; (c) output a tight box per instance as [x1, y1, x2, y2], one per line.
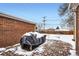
[0, 16, 36, 47]
[76, 6, 79, 55]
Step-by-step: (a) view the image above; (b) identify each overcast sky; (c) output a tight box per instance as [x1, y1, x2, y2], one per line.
[0, 3, 63, 29]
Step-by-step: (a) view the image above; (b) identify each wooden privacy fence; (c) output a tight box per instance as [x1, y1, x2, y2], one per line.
[39, 30, 73, 35]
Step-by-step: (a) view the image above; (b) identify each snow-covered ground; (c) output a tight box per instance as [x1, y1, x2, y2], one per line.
[0, 32, 75, 56]
[46, 34, 75, 48]
[45, 34, 76, 56]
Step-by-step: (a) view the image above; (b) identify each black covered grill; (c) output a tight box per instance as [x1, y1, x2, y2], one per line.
[20, 33, 46, 51]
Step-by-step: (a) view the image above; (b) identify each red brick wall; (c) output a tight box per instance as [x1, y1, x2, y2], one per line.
[0, 16, 36, 47]
[76, 6, 79, 55]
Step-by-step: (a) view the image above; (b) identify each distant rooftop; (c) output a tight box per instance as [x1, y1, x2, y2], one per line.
[0, 12, 36, 25]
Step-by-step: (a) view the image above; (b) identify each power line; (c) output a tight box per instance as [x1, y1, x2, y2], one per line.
[46, 19, 61, 21]
[39, 17, 62, 29]
[42, 16, 46, 30]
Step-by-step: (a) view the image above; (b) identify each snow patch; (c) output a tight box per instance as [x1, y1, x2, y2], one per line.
[0, 48, 6, 52]
[23, 32, 45, 38]
[70, 50, 76, 56]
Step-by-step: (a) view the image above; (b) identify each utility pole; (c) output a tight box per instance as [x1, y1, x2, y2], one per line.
[42, 16, 46, 30]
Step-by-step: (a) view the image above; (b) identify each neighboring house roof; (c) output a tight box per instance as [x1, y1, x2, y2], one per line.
[0, 12, 36, 25]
